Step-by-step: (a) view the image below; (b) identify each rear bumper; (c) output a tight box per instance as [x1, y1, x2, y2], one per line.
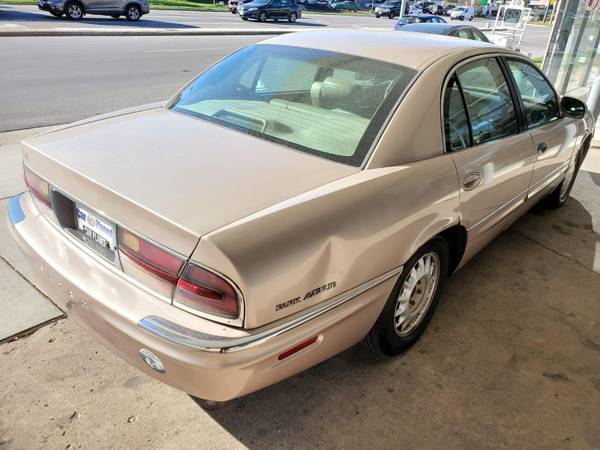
[8, 192, 399, 401]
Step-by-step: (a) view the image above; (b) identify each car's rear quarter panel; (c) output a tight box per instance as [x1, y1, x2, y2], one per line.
[195, 155, 460, 328]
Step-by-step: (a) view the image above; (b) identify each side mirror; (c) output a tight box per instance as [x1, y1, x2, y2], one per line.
[561, 96, 586, 119]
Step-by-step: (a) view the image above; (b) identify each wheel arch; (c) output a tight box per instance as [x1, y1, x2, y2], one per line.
[437, 224, 467, 276]
[124, 2, 141, 12]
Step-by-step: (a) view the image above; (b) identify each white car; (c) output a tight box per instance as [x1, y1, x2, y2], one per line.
[450, 6, 474, 20]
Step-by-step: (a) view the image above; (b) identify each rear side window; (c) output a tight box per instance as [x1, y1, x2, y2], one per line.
[456, 58, 518, 146]
[505, 59, 559, 129]
[472, 29, 488, 42]
[456, 29, 473, 40]
[444, 75, 470, 151]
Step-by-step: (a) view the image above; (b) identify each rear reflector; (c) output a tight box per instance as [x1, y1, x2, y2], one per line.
[277, 336, 319, 361]
[23, 166, 51, 208]
[175, 263, 240, 319]
[117, 227, 185, 284]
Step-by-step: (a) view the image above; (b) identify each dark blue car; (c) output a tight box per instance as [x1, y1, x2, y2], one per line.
[239, 0, 302, 22]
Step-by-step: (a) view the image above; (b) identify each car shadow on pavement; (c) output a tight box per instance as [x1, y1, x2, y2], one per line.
[193, 175, 600, 448]
[0, 9, 198, 28]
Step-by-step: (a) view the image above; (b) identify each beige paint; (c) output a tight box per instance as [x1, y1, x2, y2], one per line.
[10, 32, 592, 400]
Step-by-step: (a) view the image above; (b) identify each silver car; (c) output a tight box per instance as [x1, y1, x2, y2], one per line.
[37, 0, 149, 20]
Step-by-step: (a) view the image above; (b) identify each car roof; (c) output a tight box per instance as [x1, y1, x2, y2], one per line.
[404, 13, 437, 17]
[397, 23, 469, 34]
[259, 30, 504, 70]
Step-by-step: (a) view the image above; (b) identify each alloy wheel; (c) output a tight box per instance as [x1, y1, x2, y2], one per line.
[67, 3, 82, 19]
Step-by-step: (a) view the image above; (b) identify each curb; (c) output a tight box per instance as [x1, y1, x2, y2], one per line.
[0, 27, 295, 36]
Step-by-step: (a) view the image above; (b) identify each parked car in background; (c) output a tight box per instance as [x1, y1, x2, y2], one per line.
[9, 31, 592, 402]
[442, 4, 455, 15]
[228, 0, 253, 13]
[394, 22, 489, 42]
[450, 5, 475, 20]
[37, 0, 148, 20]
[395, 13, 446, 25]
[239, 0, 302, 21]
[374, 1, 403, 18]
[329, 0, 358, 11]
[430, 4, 445, 15]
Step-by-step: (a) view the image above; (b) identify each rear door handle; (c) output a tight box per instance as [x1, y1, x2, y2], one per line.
[537, 142, 548, 154]
[463, 171, 481, 191]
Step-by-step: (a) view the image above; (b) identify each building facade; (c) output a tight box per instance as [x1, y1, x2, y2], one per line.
[543, 0, 600, 100]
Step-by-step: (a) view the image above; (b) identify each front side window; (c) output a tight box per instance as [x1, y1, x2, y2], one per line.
[506, 59, 559, 129]
[444, 75, 470, 152]
[456, 57, 518, 146]
[170, 44, 417, 166]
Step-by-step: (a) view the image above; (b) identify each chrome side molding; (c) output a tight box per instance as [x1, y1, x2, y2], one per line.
[138, 266, 403, 353]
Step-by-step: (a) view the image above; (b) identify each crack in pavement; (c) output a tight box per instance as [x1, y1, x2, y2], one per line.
[0, 253, 65, 318]
[511, 229, 599, 275]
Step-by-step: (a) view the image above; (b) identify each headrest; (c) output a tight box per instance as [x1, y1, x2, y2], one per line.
[311, 77, 360, 109]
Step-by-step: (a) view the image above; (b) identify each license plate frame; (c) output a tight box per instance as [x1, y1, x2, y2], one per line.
[75, 204, 117, 253]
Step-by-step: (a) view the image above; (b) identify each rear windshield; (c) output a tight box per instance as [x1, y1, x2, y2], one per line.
[170, 44, 417, 166]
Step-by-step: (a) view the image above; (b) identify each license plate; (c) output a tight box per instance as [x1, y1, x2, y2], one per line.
[75, 205, 116, 251]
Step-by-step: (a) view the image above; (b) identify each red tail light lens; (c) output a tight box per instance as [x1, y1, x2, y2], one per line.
[175, 263, 240, 319]
[117, 227, 185, 284]
[23, 166, 51, 208]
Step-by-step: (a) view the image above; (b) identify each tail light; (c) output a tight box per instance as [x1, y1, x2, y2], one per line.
[23, 166, 51, 208]
[117, 227, 185, 284]
[118, 228, 241, 321]
[175, 263, 240, 319]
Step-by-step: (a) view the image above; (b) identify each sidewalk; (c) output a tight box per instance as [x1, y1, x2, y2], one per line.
[0, 126, 63, 342]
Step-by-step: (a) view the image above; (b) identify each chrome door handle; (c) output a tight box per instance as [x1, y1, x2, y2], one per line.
[463, 171, 481, 190]
[537, 142, 548, 154]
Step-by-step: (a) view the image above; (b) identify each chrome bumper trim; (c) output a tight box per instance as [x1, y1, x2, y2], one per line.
[138, 266, 402, 353]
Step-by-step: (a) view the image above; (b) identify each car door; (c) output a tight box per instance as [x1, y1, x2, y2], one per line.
[268, 0, 282, 17]
[444, 56, 537, 260]
[279, 0, 292, 16]
[85, 0, 118, 12]
[503, 57, 579, 199]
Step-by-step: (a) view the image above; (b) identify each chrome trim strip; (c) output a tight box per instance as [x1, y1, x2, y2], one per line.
[138, 265, 403, 353]
[526, 162, 569, 200]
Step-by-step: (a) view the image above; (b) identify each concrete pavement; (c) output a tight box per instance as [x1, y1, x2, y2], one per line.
[0, 122, 599, 448]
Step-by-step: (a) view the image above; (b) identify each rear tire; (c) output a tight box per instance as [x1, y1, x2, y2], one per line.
[259, 11, 267, 21]
[288, 11, 297, 22]
[64, 1, 83, 20]
[125, 4, 141, 21]
[364, 238, 449, 356]
[545, 145, 584, 209]
[388, 11, 393, 18]
[375, 13, 381, 17]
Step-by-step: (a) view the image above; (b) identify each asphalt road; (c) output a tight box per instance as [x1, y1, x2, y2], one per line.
[0, 35, 269, 131]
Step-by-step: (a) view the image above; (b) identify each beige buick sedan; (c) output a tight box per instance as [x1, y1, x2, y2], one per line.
[8, 31, 593, 402]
